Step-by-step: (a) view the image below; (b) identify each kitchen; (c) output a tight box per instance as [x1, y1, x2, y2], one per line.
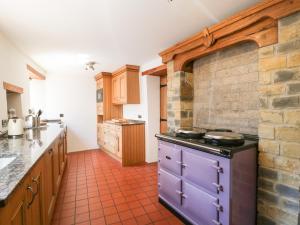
[0, 0, 299, 225]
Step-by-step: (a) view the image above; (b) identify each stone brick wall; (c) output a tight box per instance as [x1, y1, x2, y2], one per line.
[257, 12, 300, 225]
[167, 61, 193, 132]
[193, 42, 259, 134]
[166, 12, 300, 225]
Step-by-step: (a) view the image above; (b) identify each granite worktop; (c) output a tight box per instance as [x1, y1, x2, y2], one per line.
[104, 119, 145, 126]
[0, 123, 66, 207]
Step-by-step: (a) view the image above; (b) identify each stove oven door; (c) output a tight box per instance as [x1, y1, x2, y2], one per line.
[158, 141, 181, 176]
[182, 149, 220, 193]
[182, 181, 220, 225]
[158, 169, 182, 209]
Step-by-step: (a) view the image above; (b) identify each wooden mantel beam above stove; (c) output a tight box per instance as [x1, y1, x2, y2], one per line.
[159, 0, 300, 72]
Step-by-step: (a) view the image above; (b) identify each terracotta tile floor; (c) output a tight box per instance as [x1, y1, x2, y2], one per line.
[51, 150, 183, 225]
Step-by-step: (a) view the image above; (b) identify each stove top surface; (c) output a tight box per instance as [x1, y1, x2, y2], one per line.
[156, 132, 258, 158]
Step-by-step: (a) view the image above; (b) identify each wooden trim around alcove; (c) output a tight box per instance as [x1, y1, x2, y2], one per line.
[3, 82, 24, 94]
[159, 0, 300, 72]
[142, 64, 167, 76]
[27, 64, 46, 80]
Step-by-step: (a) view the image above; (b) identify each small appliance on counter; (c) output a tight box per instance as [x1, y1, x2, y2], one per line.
[7, 108, 24, 138]
[24, 109, 35, 129]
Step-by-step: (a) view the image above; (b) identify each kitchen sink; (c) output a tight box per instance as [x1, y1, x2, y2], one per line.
[0, 157, 16, 170]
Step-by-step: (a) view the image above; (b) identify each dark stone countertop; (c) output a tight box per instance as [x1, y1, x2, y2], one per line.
[0, 123, 65, 207]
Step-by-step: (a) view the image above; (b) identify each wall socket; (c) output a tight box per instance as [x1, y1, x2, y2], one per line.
[2, 120, 8, 128]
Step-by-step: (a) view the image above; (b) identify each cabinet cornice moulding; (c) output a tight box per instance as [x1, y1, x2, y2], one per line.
[112, 64, 140, 77]
[142, 64, 167, 76]
[94, 72, 112, 81]
[159, 0, 300, 72]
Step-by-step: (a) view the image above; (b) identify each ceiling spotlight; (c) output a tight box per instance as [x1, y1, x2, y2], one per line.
[168, 0, 174, 3]
[85, 61, 97, 71]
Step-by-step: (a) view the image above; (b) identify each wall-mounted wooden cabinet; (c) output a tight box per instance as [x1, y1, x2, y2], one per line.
[112, 65, 140, 105]
[95, 72, 123, 120]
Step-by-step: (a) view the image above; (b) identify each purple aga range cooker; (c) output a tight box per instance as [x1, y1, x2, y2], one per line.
[156, 129, 258, 225]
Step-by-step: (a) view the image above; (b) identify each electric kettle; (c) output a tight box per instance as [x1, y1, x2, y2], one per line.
[8, 117, 24, 137]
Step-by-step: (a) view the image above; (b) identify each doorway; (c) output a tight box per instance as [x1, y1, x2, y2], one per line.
[160, 75, 167, 133]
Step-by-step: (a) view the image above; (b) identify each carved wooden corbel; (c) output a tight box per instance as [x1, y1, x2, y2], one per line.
[160, 0, 300, 72]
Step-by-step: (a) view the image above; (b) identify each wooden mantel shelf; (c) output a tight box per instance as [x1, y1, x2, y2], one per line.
[142, 64, 167, 76]
[159, 0, 300, 72]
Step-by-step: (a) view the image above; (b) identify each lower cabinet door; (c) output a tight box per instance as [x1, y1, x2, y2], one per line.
[182, 182, 219, 225]
[158, 169, 181, 208]
[182, 150, 219, 193]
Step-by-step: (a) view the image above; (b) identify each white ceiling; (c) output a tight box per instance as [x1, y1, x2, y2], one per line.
[0, 0, 260, 74]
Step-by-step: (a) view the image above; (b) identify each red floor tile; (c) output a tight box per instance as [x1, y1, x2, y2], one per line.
[51, 150, 183, 225]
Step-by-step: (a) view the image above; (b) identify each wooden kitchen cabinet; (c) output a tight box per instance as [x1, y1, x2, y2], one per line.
[43, 148, 55, 225]
[0, 129, 68, 225]
[112, 65, 140, 105]
[26, 161, 44, 225]
[52, 141, 61, 194]
[95, 72, 123, 120]
[99, 122, 145, 166]
[0, 178, 27, 225]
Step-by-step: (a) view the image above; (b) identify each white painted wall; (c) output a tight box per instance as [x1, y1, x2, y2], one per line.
[0, 32, 43, 133]
[123, 57, 161, 163]
[44, 72, 97, 152]
[29, 79, 46, 116]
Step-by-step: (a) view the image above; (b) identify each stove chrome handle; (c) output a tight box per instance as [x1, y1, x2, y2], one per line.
[212, 182, 223, 192]
[213, 202, 223, 212]
[181, 163, 188, 168]
[212, 165, 223, 173]
[175, 190, 182, 195]
[212, 219, 222, 225]
[181, 194, 187, 199]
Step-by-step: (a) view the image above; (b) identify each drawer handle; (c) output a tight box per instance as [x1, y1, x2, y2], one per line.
[212, 165, 223, 173]
[165, 156, 171, 160]
[213, 202, 223, 212]
[212, 220, 222, 225]
[212, 183, 223, 192]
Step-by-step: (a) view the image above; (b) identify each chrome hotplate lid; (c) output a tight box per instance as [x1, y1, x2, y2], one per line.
[176, 128, 207, 135]
[204, 131, 244, 140]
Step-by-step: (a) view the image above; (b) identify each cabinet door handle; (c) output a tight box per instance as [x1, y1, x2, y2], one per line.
[27, 186, 35, 207]
[212, 220, 222, 225]
[212, 183, 223, 192]
[165, 155, 171, 160]
[32, 177, 39, 195]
